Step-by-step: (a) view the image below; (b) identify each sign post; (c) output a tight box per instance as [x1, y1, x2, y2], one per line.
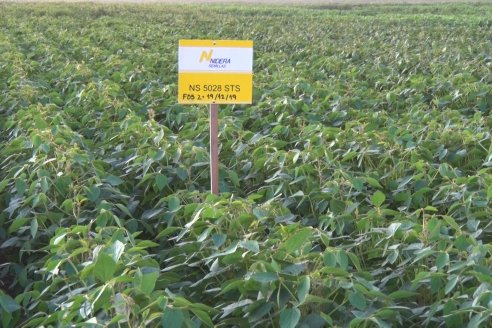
[178, 39, 253, 194]
[209, 103, 219, 194]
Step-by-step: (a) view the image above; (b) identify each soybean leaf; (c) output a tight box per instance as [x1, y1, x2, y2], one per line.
[445, 275, 459, 295]
[168, 196, 181, 212]
[161, 308, 184, 328]
[134, 267, 159, 294]
[280, 227, 311, 253]
[190, 308, 213, 327]
[371, 191, 386, 207]
[279, 308, 301, 328]
[94, 253, 117, 283]
[0, 294, 20, 313]
[239, 240, 260, 254]
[250, 272, 278, 283]
[297, 276, 310, 304]
[436, 252, 449, 270]
[348, 291, 367, 310]
[155, 174, 168, 191]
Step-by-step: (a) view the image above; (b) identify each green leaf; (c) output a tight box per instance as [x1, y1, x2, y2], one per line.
[252, 207, 268, 219]
[239, 240, 260, 253]
[323, 252, 336, 267]
[176, 167, 188, 180]
[40, 176, 49, 193]
[248, 301, 273, 322]
[30, 218, 38, 239]
[445, 275, 459, 295]
[55, 176, 72, 196]
[438, 163, 457, 179]
[280, 227, 311, 253]
[443, 215, 461, 232]
[436, 252, 449, 270]
[142, 208, 164, 220]
[161, 308, 184, 328]
[154, 149, 165, 161]
[250, 272, 278, 283]
[52, 232, 67, 246]
[106, 240, 125, 262]
[201, 207, 219, 219]
[443, 300, 462, 328]
[329, 199, 345, 214]
[320, 312, 333, 325]
[156, 227, 180, 239]
[369, 317, 391, 328]
[388, 290, 418, 299]
[212, 234, 227, 247]
[115, 203, 133, 218]
[39, 143, 51, 154]
[466, 314, 488, 328]
[347, 252, 363, 272]
[371, 190, 386, 207]
[279, 307, 301, 328]
[173, 297, 192, 307]
[34, 115, 48, 129]
[336, 251, 349, 270]
[134, 267, 159, 294]
[221, 299, 253, 318]
[8, 216, 30, 234]
[454, 235, 469, 251]
[15, 179, 27, 195]
[0, 293, 20, 313]
[94, 252, 117, 282]
[386, 91, 397, 103]
[190, 308, 213, 327]
[320, 267, 350, 277]
[424, 205, 438, 212]
[297, 276, 310, 304]
[365, 177, 383, 188]
[351, 178, 364, 192]
[155, 174, 168, 191]
[348, 290, 367, 310]
[228, 170, 240, 187]
[1, 310, 12, 328]
[0, 179, 8, 193]
[136, 240, 159, 248]
[96, 210, 113, 227]
[62, 199, 74, 213]
[87, 186, 101, 202]
[168, 196, 181, 212]
[104, 175, 124, 186]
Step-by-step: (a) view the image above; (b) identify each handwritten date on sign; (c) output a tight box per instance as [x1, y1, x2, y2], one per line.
[181, 83, 241, 102]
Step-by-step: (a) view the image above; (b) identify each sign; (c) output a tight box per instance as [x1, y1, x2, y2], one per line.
[178, 40, 253, 104]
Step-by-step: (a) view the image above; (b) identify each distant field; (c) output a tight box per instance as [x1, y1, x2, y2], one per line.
[2, 0, 490, 4]
[1, 1, 491, 328]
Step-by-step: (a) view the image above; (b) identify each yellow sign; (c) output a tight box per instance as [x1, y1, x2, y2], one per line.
[178, 40, 253, 104]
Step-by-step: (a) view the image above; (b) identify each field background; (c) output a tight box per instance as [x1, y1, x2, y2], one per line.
[3, 0, 492, 3]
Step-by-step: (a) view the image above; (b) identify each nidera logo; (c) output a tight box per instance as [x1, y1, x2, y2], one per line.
[199, 49, 231, 68]
[200, 50, 213, 63]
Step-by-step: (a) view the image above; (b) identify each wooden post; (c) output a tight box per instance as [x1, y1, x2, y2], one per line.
[209, 103, 219, 194]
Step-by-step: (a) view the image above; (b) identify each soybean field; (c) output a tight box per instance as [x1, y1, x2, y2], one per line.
[0, 2, 492, 327]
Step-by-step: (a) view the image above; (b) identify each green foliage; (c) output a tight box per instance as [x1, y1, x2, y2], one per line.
[0, 2, 491, 327]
